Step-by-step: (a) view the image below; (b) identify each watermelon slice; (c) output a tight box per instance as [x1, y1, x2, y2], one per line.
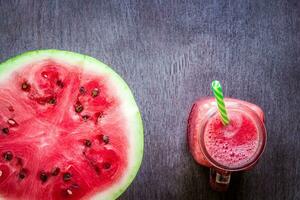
[0, 50, 143, 200]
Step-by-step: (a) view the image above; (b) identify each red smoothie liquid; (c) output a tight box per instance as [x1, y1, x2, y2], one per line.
[188, 97, 267, 191]
[203, 111, 259, 169]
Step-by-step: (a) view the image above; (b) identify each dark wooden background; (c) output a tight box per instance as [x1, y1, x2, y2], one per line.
[0, 0, 299, 199]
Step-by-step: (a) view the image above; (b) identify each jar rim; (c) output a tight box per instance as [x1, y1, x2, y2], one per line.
[199, 103, 267, 171]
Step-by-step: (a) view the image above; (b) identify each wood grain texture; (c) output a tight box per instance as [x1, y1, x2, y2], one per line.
[0, 0, 299, 199]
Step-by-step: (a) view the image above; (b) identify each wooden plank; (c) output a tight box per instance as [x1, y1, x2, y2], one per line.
[0, 0, 299, 199]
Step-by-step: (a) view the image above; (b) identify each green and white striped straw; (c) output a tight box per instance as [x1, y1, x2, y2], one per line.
[211, 80, 230, 125]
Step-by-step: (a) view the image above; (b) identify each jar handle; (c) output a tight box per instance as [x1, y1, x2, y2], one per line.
[209, 168, 231, 191]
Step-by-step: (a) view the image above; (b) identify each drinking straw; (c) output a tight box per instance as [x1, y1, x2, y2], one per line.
[211, 80, 229, 125]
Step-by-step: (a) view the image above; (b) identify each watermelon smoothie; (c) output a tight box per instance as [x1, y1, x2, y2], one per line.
[188, 98, 266, 191]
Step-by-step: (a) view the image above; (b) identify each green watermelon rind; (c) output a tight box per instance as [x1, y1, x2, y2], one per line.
[0, 49, 144, 200]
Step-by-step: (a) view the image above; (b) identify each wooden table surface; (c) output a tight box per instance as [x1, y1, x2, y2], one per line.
[0, 0, 299, 199]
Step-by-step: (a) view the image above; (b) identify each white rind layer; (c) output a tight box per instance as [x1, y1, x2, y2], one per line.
[0, 49, 144, 200]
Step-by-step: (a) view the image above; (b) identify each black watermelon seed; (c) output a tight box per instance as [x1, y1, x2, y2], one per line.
[19, 174, 25, 179]
[21, 82, 30, 92]
[56, 80, 64, 88]
[63, 172, 72, 182]
[102, 135, 109, 144]
[51, 167, 60, 176]
[82, 115, 89, 121]
[103, 162, 111, 169]
[48, 98, 56, 105]
[75, 104, 83, 113]
[19, 169, 27, 179]
[91, 88, 99, 97]
[2, 128, 9, 134]
[3, 151, 13, 161]
[39, 171, 48, 182]
[79, 86, 85, 94]
[84, 140, 92, 147]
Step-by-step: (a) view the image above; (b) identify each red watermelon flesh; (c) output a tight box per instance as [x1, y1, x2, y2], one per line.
[0, 51, 143, 200]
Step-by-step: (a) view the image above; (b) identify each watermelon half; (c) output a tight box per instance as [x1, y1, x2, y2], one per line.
[0, 50, 143, 200]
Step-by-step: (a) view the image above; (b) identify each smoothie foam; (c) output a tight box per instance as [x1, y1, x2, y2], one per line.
[203, 111, 259, 168]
